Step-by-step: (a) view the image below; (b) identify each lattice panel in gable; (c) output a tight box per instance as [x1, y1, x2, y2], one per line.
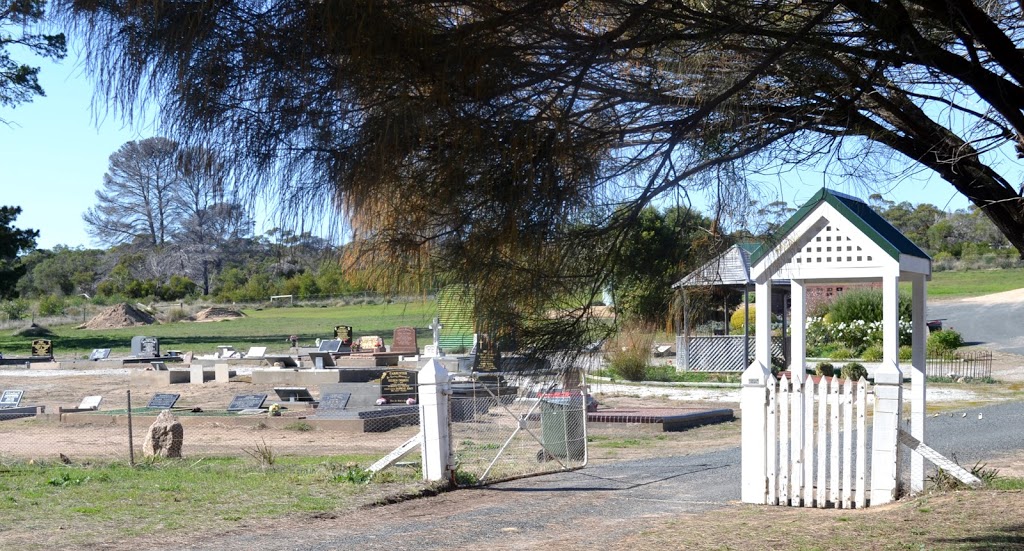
[787, 218, 878, 269]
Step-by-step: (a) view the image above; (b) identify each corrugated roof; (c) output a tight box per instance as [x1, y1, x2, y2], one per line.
[749, 189, 931, 265]
[673, 245, 753, 288]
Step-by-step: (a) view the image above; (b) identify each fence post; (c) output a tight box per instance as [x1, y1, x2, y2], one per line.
[741, 360, 771, 504]
[870, 361, 902, 505]
[419, 358, 453, 483]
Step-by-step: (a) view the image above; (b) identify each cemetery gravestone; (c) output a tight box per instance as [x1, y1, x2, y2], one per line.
[318, 339, 343, 353]
[227, 394, 267, 412]
[308, 351, 336, 368]
[274, 387, 314, 402]
[391, 327, 418, 355]
[140, 337, 160, 358]
[78, 395, 103, 410]
[130, 336, 149, 357]
[312, 392, 351, 419]
[475, 334, 499, 373]
[31, 339, 53, 358]
[89, 349, 111, 361]
[151, 361, 168, 371]
[0, 390, 24, 408]
[334, 325, 353, 346]
[147, 393, 180, 409]
[380, 370, 418, 403]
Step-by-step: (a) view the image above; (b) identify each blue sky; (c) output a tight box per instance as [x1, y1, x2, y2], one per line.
[1, 54, 974, 251]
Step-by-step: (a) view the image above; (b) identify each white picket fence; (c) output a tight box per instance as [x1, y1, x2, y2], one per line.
[764, 375, 870, 508]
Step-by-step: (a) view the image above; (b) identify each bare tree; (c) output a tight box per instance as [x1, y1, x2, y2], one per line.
[84, 137, 180, 247]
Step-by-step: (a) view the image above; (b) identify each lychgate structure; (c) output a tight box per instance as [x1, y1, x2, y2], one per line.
[741, 189, 931, 507]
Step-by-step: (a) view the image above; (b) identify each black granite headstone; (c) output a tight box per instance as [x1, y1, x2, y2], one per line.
[380, 370, 418, 403]
[227, 394, 267, 412]
[317, 392, 351, 412]
[146, 393, 180, 409]
[31, 339, 52, 357]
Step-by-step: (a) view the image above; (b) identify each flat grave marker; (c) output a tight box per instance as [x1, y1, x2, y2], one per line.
[244, 346, 267, 359]
[380, 369, 418, 403]
[147, 393, 180, 409]
[228, 394, 267, 412]
[308, 351, 336, 368]
[274, 387, 314, 402]
[89, 349, 111, 361]
[78, 395, 103, 410]
[31, 339, 52, 357]
[318, 339, 343, 353]
[0, 390, 24, 408]
[312, 392, 351, 419]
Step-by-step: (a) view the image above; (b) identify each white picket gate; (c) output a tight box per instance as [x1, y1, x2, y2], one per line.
[763, 374, 870, 508]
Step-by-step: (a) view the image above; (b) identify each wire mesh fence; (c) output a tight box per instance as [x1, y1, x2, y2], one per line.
[450, 369, 588, 486]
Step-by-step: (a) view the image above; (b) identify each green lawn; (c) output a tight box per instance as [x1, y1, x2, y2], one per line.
[926, 268, 1024, 299]
[0, 301, 436, 358]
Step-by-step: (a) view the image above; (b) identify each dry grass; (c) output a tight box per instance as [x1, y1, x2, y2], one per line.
[617, 490, 1024, 550]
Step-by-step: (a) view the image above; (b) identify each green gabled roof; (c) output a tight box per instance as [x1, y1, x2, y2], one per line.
[749, 189, 930, 265]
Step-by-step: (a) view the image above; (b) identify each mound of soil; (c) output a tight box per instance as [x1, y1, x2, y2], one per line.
[193, 307, 245, 322]
[12, 323, 54, 337]
[80, 303, 157, 330]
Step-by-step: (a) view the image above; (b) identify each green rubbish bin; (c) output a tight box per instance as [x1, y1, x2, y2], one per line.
[539, 395, 586, 462]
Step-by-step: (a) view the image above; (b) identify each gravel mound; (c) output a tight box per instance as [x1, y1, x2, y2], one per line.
[80, 303, 157, 329]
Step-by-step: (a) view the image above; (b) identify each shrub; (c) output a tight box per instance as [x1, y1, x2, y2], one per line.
[37, 294, 67, 316]
[814, 362, 835, 377]
[861, 343, 883, 362]
[841, 362, 868, 381]
[928, 329, 964, 354]
[729, 305, 756, 334]
[828, 347, 854, 361]
[164, 307, 190, 323]
[828, 289, 911, 325]
[0, 298, 30, 320]
[606, 326, 654, 381]
[899, 345, 913, 361]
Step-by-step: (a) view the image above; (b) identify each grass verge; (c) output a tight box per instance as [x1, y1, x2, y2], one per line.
[0, 454, 426, 550]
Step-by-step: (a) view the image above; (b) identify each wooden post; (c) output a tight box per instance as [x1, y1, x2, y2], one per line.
[419, 359, 453, 482]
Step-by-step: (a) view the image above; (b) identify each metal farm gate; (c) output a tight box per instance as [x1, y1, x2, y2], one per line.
[449, 364, 588, 485]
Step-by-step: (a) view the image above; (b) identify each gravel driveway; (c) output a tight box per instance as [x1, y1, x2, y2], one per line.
[158, 399, 1024, 551]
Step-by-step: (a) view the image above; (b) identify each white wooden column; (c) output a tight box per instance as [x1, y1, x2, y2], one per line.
[789, 279, 806, 384]
[741, 278, 773, 504]
[755, 279, 773, 368]
[910, 273, 927, 493]
[419, 359, 453, 482]
[871, 273, 903, 505]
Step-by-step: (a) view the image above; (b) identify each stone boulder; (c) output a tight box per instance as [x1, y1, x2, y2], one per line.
[143, 410, 184, 458]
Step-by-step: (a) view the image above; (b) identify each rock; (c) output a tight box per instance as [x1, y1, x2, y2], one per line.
[143, 410, 184, 458]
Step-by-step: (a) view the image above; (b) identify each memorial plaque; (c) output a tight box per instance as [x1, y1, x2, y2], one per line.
[31, 339, 53, 357]
[140, 337, 160, 358]
[318, 339, 343, 353]
[78, 395, 103, 410]
[89, 348, 111, 361]
[334, 325, 353, 346]
[227, 394, 267, 412]
[0, 390, 24, 408]
[308, 351, 336, 368]
[474, 334, 499, 372]
[146, 393, 180, 409]
[380, 370, 418, 402]
[317, 392, 351, 412]
[274, 387, 314, 402]
[391, 327, 418, 355]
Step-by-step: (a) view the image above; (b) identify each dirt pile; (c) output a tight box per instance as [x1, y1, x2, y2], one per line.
[80, 303, 157, 330]
[192, 307, 245, 322]
[12, 323, 54, 337]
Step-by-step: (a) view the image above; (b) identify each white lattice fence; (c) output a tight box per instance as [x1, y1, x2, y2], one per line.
[678, 336, 787, 372]
[765, 375, 870, 508]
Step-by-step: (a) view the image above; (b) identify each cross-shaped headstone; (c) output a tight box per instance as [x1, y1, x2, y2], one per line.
[429, 317, 442, 347]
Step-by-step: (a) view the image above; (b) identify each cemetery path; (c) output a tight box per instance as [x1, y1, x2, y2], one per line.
[141, 399, 1024, 551]
[165, 448, 743, 551]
